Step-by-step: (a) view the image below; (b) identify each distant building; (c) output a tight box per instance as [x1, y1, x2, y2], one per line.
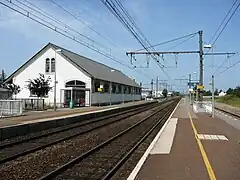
[4, 43, 141, 107]
[153, 90, 163, 98]
[219, 91, 226, 97]
[141, 88, 152, 99]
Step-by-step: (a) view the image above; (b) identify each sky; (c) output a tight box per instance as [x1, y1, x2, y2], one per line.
[0, 0, 240, 92]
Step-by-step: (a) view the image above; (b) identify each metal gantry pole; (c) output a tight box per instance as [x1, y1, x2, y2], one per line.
[110, 81, 112, 106]
[212, 75, 215, 117]
[151, 79, 153, 97]
[156, 76, 158, 97]
[189, 74, 191, 105]
[199, 30, 204, 101]
[211, 46, 215, 118]
[54, 51, 57, 111]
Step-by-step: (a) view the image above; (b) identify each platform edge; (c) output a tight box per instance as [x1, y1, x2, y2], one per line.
[127, 98, 182, 180]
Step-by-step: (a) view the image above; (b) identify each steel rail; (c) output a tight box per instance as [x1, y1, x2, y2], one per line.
[38, 100, 177, 180]
[0, 102, 162, 164]
[215, 107, 240, 119]
[102, 101, 176, 179]
[0, 102, 156, 149]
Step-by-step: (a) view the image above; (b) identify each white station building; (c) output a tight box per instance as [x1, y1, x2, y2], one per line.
[5, 43, 141, 107]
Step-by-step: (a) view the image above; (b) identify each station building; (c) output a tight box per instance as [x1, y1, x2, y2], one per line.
[5, 43, 141, 107]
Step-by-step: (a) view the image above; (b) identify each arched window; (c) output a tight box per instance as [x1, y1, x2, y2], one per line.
[51, 58, 55, 73]
[65, 80, 85, 88]
[45, 58, 50, 73]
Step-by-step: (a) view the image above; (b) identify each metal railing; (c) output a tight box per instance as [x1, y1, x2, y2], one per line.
[0, 100, 23, 118]
[193, 101, 212, 114]
[20, 99, 45, 111]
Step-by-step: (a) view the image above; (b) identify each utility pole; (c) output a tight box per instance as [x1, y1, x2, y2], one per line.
[189, 74, 192, 104]
[156, 76, 158, 97]
[199, 30, 204, 101]
[211, 75, 215, 117]
[151, 79, 153, 97]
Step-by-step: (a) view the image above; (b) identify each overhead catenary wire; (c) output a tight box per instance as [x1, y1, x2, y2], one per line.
[167, 33, 197, 51]
[205, 0, 240, 82]
[0, 0, 134, 70]
[205, 0, 240, 56]
[136, 31, 199, 51]
[101, 0, 172, 80]
[48, 0, 125, 51]
[213, 53, 237, 75]
[217, 53, 240, 76]
[15, 0, 111, 52]
[114, 0, 152, 49]
[1, 0, 156, 81]
[211, 1, 240, 46]
[208, 0, 239, 44]
[102, 0, 152, 54]
[46, 0, 154, 81]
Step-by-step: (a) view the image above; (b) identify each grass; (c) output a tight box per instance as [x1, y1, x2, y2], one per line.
[216, 95, 240, 108]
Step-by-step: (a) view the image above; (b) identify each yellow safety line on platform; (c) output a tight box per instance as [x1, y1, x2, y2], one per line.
[188, 112, 216, 180]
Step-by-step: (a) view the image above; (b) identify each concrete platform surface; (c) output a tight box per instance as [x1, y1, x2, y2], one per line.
[0, 100, 148, 128]
[128, 98, 240, 180]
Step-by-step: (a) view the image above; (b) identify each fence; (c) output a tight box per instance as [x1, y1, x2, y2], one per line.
[0, 100, 23, 117]
[20, 99, 45, 111]
[193, 101, 212, 114]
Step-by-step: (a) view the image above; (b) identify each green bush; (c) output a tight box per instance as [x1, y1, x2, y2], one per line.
[217, 94, 240, 107]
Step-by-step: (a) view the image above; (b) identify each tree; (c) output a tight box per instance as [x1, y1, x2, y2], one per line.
[0, 69, 6, 82]
[203, 90, 211, 96]
[26, 73, 52, 98]
[7, 83, 21, 98]
[162, 88, 168, 98]
[226, 88, 234, 95]
[233, 86, 240, 98]
[214, 88, 219, 96]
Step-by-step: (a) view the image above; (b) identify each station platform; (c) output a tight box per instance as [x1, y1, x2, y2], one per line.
[0, 100, 148, 128]
[128, 98, 240, 180]
[0, 100, 154, 140]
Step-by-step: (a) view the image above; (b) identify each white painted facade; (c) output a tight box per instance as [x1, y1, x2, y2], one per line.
[13, 47, 91, 106]
[10, 46, 141, 107]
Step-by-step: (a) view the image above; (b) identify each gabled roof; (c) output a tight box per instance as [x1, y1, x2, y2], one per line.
[6, 43, 140, 87]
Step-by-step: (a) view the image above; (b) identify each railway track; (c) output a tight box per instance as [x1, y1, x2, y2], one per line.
[215, 107, 240, 119]
[39, 99, 179, 180]
[0, 99, 179, 179]
[0, 101, 158, 164]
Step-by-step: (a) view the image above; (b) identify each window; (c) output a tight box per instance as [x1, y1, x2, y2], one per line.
[112, 83, 116, 93]
[117, 84, 122, 94]
[45, 58, 50, 73]
[124, 86, 127, 94]
[94, 80, 100, 92]
[128, 86, 131, 94]
[51, 58, 55, 73]
[75, 80, 85, 87]
[136, 88, 140, 95]
[104, 82, 109, 93]
[65, 80, 85, 88]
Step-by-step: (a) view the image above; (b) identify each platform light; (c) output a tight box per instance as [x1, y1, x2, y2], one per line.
[204, 44, 212, 49]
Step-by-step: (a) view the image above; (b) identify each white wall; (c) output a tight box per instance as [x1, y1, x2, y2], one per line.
[92, 92, 141, 105]
[13, 47, 91, 106]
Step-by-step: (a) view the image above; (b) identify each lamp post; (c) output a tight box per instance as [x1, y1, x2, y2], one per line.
[110, 69, 115, 106]
[192, 72, 197, 82]
[54, 49, 62, 111]
[204, 44, 214, 117]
